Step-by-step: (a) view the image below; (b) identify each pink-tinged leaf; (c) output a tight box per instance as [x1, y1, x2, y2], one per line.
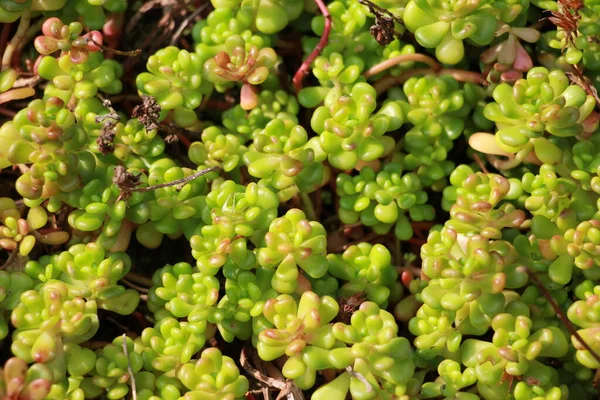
[34, 36, 59, 55]
[84, 31, 103, 52]
[41, 17, 63, 38]
[103, 13, 124, 38]
[240, 83, 259, 110]
[69, 47, 88, 64]
[500, 70, 523, 83]
[513, 41, 533, 72]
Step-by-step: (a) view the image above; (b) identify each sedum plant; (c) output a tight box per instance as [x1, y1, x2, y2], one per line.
[4, 1, 600, 399]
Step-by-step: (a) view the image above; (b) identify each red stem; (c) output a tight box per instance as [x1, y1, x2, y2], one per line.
[0, 24, 11, 62]
[175, 131, 192, 149]
[525, 268, 600, 366]
[293, 0, 331, 92]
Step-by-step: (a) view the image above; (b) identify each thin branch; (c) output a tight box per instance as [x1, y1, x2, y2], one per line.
[121, 279, 149, 294]
[293, 0, 331, 92]
[91, 38, 141, 57]
[134, 166, 221, 192]
[0, 250, 18, 270]
[240, 346, 287, 390]
[125, 271, 154, 288]
[374, 68, 486, 94]
[12, 75, 42, 89]
[121, 334, 138, 400]
[96, 94, 120, 154]
[346, 366, 373, 393]
[525, 268, 600, 366]
[357, 0, 403, 24]
[364, 54, 440, 78]
[1, 10, 30, 70]
[170, 3, 210, 46]
[473, 153, 489, 174]
[96, 94, 121, 123]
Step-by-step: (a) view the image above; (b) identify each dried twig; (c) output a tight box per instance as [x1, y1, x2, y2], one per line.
[132, 95, 161, 131]
[567, 67, 600, 110]
[12, 75, 42, 89]
[358, 0, 402, 23]
[346, 366, 373, 393]
[121, 334, 138, 400]
[240, 346, 287, 390]
[113, 165, 221, 201]
[358, 0, 403, 46]
[0, 250, 18, 270]
[96, 95, 121, 155]
[135, 166, 221, 192]
[96, 94, 120, 123]
[293, 0, 331, 92]
[90, 37, 142, 58]
[171, 3, 211, 45]
[525, 268, 600, 366]
[128, 0, 172, 32]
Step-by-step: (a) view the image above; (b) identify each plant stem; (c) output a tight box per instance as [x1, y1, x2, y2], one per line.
[2, 11, 30, 71]
[374, 68, 486, 95]
[293, 0, 331, 92]
[16, 19, 44, 52]
[300, 192, 317, 221]
[90, 38, 142, 57]
[170, 3, 209, 46]
[364, 54, 440, 78]
[525, 268, 600, 366]
[134, 166, 221, 192]
[121, 334, 138, 400]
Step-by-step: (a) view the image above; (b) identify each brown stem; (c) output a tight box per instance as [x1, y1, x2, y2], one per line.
[525, 268, 600, 366]
[91, 38, 142, 57]
[0, 250, 18, 270]
[240, 346, 287, 390]
[473, 153, 489, 174]
[170, 3, 210, 46]
[0, 108, 16, 118]
[293, 0, 331, 92]
[2, 11, 30, 71]
[121, 279, 149, 294]
[134, 166, 221, 192]
[374, 68, 486, 95]
[125, 271, 154, 288]
[0, 24, 11, 59]
[364, 54, 440, 78]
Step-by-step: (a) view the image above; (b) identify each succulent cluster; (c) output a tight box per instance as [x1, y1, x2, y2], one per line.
[2, 0, 600, 399]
